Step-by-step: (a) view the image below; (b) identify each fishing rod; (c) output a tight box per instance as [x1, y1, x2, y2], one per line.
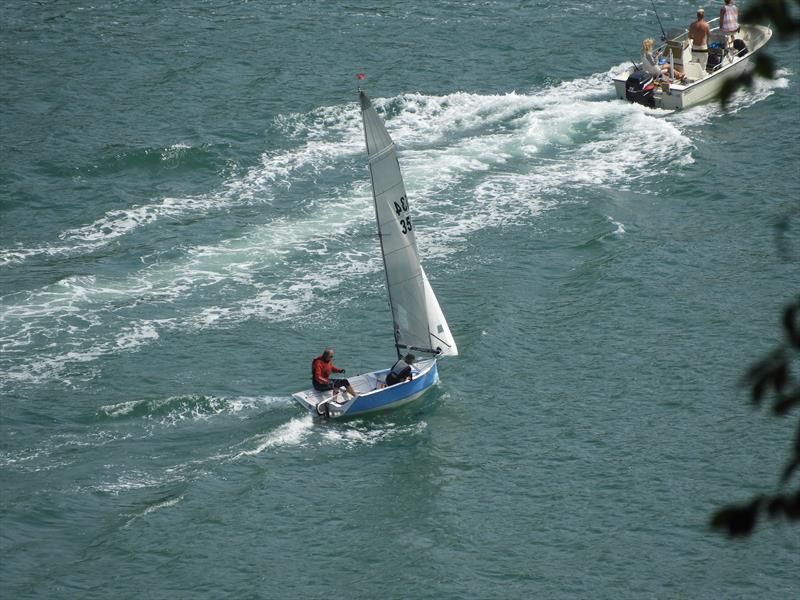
[620, 41, 641, 72]
[650, 0, 667, 41]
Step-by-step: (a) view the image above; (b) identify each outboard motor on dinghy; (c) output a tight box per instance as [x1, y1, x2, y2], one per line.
[315, 398, 331, 419]
[625, 71, 656, 108]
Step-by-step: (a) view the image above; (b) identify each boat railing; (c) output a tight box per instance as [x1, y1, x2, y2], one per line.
[655, 16, 755, 75]
[709, 44, 753, 73]
[656, 16, 724, 50]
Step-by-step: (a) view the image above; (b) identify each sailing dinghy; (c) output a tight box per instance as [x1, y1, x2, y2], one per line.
[292, 89, 458, 419]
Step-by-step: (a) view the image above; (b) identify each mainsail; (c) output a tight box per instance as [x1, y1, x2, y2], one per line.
[359, 90, 458, 357]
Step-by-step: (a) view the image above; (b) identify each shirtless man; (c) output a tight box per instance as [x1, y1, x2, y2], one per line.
[688, 8, 711, 74]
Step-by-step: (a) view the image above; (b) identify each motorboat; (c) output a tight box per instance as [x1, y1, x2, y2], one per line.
[613, 19, 772, 110]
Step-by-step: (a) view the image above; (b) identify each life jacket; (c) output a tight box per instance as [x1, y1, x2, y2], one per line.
[311, 356, 333, 384]
[386, 359, 412, 386]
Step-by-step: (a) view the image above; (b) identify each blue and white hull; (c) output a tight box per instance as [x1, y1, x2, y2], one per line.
[292, 359, 439, 419]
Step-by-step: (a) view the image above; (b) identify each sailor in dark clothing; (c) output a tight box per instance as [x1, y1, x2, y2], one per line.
[385, 353, 416, 386]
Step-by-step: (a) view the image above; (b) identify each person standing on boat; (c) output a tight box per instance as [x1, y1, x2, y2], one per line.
[385, 354, 416, 387]
[720, 0, 739, 52]
[688, 8, 711, 74]
[311, 348, 359, 397]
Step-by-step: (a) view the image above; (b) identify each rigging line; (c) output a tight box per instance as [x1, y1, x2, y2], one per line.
[429, 331, 453, 349]
[398, 343, 441, 355]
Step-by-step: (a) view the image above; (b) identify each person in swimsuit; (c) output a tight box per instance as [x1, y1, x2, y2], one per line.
[688, 8, 711, 73]
[720, 0, 740, 54]
[641, 38, 684, 81]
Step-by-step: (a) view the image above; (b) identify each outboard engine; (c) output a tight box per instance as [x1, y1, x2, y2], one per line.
[315, 399, 331, 419]
[625, 71, 656, 108]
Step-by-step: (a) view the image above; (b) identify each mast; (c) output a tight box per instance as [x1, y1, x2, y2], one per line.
[358, 88, 458, 359]
[359, 89, 402, 359]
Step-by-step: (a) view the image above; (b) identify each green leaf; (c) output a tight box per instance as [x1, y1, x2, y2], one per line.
[754, 55, 776, 79]
[768, 489, 800, 520]
[783, 299, 800, 347]
[773, 388, 800, 415]
[782, 458, 800, 483]
[711, 498, 763, 536]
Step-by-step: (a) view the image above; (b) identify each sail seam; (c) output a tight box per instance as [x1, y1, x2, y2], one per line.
[368, 143, 395, 163]
[383, 244, 415, 257]
[387, 271, 424, 287]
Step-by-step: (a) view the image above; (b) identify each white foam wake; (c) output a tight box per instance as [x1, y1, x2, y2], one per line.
[669, 68, 793, 127]
[7, 65, 778, 386]
[2, 62, 786, 269]
[233, 416, 315, 458]
[0, 105, 367, 266]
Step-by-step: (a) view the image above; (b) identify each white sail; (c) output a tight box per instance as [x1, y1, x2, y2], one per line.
[421, 266, 458, 356]
[359, 90, 458, 357]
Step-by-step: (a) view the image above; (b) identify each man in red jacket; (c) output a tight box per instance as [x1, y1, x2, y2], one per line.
[311, 348, 358, 398]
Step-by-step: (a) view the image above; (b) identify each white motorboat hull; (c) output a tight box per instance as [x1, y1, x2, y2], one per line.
[613, 23, 772, 110]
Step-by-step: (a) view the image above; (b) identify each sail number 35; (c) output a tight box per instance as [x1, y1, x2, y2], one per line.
[393, 195, 412, 234]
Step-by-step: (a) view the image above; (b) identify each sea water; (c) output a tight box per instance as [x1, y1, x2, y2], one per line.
[1, 1, 798, 598]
